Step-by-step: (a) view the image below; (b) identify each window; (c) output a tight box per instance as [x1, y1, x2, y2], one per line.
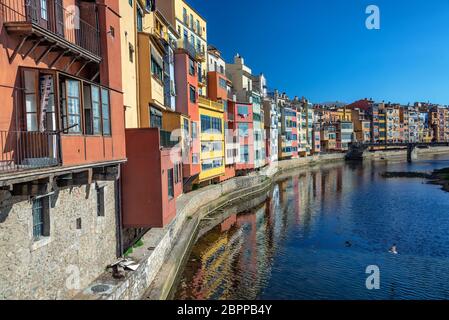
[82, 84, 108, 136]
[201, 115, 222, 133]
[92, 86, 102, 134]
[183, 8, 188, 24]
[201, 142, 222, 152]
[83, 85, 102, 135]
[219, 77, 227, 89]
[32, 197, 50, 241]
[212, 117, 222, 133]
[201, 115, 210, 132]
[168, 169, 174, 199]
[76, 218, 82, 230]
[61, 80, 81, 133]
[137, 6, 143, 32]
[83, 85, 93, 135]
[151, 55, 163, 81]
[189, 59, 196, 76]
[238, 105, 249, 116]
[146, 0, 155, 11]
[190, 14, 194, 29]
[40, 0, 48, 20]
[24, 70, 38, 131]
[174, 163, 182, 184]
[174, 163, 178, 184]
[101, 89, 111, 135]
[129, 43, 134, 63]
[183, 118, 189, 137]
[341, 123, 353, 130]
[201, 158, 223, 171]
[23, 70, 56, 132]
[238, 123, 249, 137]
[196, 38, 201, 53]
[191, 122, 198, 139]
[192, 153, 199, 164]
[150, 108, 162, 129]
[198, 64, 202, 82]
[97, 187, 105, 217]
[240, 145, 249, 163]
[183, 29, 188, 45]
[189, 85, 197, 103]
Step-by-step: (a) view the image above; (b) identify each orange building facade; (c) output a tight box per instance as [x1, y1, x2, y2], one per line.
[0, 0, 127, 299]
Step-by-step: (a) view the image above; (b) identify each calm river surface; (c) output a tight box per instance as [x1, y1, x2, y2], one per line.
[174, 154, 449, 300]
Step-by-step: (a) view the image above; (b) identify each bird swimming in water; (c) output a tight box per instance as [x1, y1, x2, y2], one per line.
[389, 244, 398, 254]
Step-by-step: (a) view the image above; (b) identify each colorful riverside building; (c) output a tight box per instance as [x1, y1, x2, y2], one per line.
[0, 0, 126, 299]
[429, 105, 449, 142]
[120, 2, 184, 233]
[158, 0, 225, 187]
[253, 74, 269, 164]
[406, 105, 420, 143]
[158, 0, 208, 96]
[351, 108, 371, 143]
[263, 97, 281, 163]
[198, 96, 226, 184]
[292, 97, 314, 157]
[226, 54, 266, 170]
[207, 45, 237, 181]
[230, 100, 255, 174]
[269, 91, 297, 159]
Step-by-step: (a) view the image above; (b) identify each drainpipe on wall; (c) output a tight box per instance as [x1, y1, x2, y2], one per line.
[116, 164, 124, 257]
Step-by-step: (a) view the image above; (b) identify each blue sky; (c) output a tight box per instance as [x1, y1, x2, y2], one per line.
[187, 0, 449, 105]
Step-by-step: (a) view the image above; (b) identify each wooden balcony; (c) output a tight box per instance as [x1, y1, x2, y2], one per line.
[0, 0, 101, 64]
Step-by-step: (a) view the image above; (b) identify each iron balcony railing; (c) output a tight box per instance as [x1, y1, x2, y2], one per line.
[0, 130, 60, 174]
[0, 0, 100, 56]
[176, 39, 205, 61]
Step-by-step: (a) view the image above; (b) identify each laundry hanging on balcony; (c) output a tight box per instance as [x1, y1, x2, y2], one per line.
[39, 75, 53, 132]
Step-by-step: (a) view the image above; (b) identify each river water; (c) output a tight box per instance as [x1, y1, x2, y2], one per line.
[174, 154, 449, 300]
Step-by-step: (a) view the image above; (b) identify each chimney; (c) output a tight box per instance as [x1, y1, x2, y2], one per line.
[234, 53, 244, 65]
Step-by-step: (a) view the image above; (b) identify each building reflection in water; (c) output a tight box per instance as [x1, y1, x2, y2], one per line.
[174, 163, 364, 300]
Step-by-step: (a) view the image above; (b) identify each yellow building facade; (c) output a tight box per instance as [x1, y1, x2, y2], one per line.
[119, 0, 141, 129]
[158, 0, 208, 95]
[198, 97, 225, 183]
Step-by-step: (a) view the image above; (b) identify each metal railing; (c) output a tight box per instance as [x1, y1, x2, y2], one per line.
[0, 130, 60, 174]
[0, 0, 100, 56]
[176, 39, 205, 61]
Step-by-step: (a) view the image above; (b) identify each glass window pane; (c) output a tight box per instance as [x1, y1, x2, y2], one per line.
[101, 89, 111, 135]
[67, 80, 79, 97]
[92, 86, 101, 134]
[24, 70, 36, 93]
[25, 94, 37, 112]
[26, 114, 38, 131]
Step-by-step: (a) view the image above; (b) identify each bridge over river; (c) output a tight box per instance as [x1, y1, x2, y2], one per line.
[346, 142, 449, 162]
